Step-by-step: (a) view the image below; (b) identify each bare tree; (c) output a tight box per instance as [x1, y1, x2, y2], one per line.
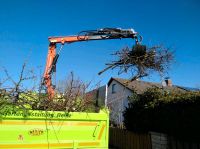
[38, 72, 95, 112]
[0, 62, 38, 111]
[0, 65, 95, 113]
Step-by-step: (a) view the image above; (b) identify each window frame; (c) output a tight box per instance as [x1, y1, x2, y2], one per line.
[112, 84, 116, 94]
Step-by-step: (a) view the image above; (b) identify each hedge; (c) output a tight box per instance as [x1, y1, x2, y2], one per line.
[123, 87, 200, 142]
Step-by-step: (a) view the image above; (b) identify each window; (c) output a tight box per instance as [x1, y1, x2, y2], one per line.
[112, 84, 116, 94]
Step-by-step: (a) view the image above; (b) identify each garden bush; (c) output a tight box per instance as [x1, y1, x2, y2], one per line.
[123, 87, 200, 141]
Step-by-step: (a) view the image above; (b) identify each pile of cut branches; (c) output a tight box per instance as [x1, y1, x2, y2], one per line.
[99, 44, 174, 81]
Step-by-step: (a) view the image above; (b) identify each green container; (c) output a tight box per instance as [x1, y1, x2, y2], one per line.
[0, 110, 109, 149]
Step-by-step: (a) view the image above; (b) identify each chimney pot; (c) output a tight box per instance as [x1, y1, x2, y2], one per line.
[165, 77, 172, 87]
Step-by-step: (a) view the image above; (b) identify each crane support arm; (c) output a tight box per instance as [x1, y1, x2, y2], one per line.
[43, 28, 142, 99]
[48, 28, 139, 44]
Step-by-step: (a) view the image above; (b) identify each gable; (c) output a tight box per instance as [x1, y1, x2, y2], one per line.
[107, 78, 132, 93]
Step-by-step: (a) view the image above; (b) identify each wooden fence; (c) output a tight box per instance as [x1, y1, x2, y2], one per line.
[109, 127, 152, 149]
[110, 128, 200, 149]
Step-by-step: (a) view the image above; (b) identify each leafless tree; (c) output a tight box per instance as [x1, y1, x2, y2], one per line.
[36, 72, 96, 112]
[0, 64, 95, 112]
[0, 62, 39, 113]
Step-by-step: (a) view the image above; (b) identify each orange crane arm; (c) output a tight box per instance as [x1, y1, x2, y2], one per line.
[43, 28, 142, 99]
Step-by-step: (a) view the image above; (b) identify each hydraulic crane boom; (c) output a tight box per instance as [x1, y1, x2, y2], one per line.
[43, 28, 142, 99]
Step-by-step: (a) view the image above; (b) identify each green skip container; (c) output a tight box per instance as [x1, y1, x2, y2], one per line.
[0, 110, 109, 149]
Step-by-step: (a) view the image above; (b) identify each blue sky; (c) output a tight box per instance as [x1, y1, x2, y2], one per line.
[0, 0, 200, 89]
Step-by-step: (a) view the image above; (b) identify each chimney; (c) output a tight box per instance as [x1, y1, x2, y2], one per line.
[165, 77, 172, 87]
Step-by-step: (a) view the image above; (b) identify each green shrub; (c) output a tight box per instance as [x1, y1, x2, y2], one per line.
[123, 87, 200, 141]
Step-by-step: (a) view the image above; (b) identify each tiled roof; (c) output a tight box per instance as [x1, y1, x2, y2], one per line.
[108, 77, 186, 94]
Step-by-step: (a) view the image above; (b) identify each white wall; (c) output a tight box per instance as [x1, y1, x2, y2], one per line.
[107, 80, 133, 125]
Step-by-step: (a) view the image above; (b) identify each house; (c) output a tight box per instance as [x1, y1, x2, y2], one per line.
[89, 77, 195, 125]
[106, 77, 187, 125]
[90, 77, 190, 126]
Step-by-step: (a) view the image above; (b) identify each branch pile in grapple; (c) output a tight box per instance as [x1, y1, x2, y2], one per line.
[99, 44, 174, 80]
